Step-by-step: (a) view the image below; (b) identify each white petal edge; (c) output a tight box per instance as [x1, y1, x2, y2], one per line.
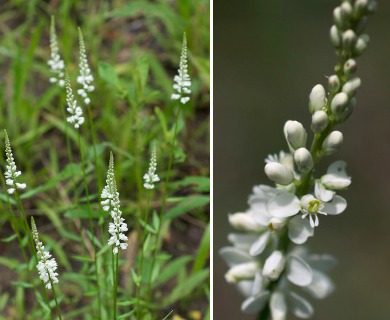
[270, 291, 287, 320]
[288, 216, 314, 244]
[268, 193, 300, 218]
[288, 291, 314, 319]
[304, 270, 335, 299]
[219, 247, 253, 267]
[287, 256, 313, 286]
[250, 232, 270, 256]
[241, 291, 270, 314]
[315, 182, 334, 202]
[323, 195, 347, 215]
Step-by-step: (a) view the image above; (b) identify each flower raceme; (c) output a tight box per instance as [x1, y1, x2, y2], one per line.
[101, 152, 128, 254]
[171, 33, 191, 104]
[48, 16, 65, 87]
[143, 146, 160, 190]
[4, 130, 26, 194]
[65, 75, 85, 129]
[31, 217, 59, 290]
[77, 28, 94, 105]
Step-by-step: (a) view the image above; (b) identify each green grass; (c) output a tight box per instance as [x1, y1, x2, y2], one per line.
[0, 0, 210, 319]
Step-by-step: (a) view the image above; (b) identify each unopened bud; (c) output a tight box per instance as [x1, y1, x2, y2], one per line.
[284, 120, 307, 150]
[355, 0, 377, 16]
[340, 2, 353, 20]
[336, 97, 356, 122]
[229, 213, 262, 232]
[342, 77, 361, 96]
[333, 7, 348, 30]
[264, 162, 294, 186]
[343, 59, 357, 77]
[353, 34, 370, 56]
[311, 110, 328, 133]
[342, 29, 357, 53]
[330, 25, 341, 48]
[322, 131, 343, 155]
[330, 92, 349, 119]
[225, 262, 259, 283]
[263, 251, 286, 280]
[328, 75, 340, 93]
[294, 148, 313, 173]
[309, 84, 326, 113]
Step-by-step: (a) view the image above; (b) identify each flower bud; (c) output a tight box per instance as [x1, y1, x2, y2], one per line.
[225, 262, 259, 283]
[263, 251, 286, 280]
[337, 97, 356, 122]
[342, 29, 357, 53]
[333, 7, 348, 30]
[264, 162, 294, 186]
[309, 84, 326, 113]
[284, 120, 307, 150]
[353, 34, 369, 56]
[343, 59, 357, 77]
[229, 213, 262, 232]
[311, 110, 328, 133]
[322, 131, 343, 155]
[330, 92, 349, 120]
[329, 25, 341, 48]
[294, 148, 313, 173]
[342, 77, 361, 96]
[328, 75, 340, 93]
[340, 2, 353, 20]
[354, 0, 377, 16]
[268, 217, 287, 231]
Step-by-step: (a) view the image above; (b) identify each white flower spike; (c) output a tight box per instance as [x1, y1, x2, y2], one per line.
[4, 130, 26, 194]
[171, 33, 191, 104]
[143, 145, 160, 190]
[101, 152, 128, 254]
[31, 217, 59, 290]
[77, 28, 94, 105]
[48, 16, 65, 87]
[65, 74, 85, 129]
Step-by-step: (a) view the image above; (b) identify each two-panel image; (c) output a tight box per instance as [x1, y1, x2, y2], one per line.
[0, 0, 389, 319]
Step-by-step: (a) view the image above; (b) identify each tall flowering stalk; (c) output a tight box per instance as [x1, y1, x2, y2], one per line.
[77, 28, 94, 105]
[101, 152, 128, 319]
[65, 74, 85, 129]
[143, 145, 160, 190]
[220, 1, 377, 319]
[31, 217, 62, 320]
[48, 16, 65, 87]
[146, 33, 191, 301]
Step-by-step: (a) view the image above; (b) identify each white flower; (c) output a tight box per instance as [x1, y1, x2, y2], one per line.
[171, 33, 191, 104]
[267, 182, 347, 228]
[65, 75, 85, 129]
[77, 28, 94, 105]
[101, 152, 128, 254]
[31, 218, 59, 289]
[320, 160, 351, 190]
[4, 130, 26, 195]
[143, 146, 160, 189]
[48, 16, 65, 87]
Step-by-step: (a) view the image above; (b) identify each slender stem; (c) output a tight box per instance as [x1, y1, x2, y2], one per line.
[48, 277, 63, 320]
[135, 191, 152, 318]
[146, 105, 182, 301]
[77, 130, 102, 320]
[113, 252, 119, 320]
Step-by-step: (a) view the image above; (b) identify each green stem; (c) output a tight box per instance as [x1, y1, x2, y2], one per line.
[146, 105, 182, 301]
[113, 252, 119, 320]
[77, 130, 102, 320]
[135, 191, 152, 318]
[50, 278, 63, 320]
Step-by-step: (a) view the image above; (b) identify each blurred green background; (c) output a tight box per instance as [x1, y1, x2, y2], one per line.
[214, 1, 390, 319]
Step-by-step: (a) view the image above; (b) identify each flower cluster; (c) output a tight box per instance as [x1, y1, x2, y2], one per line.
[171, 33, 191, 104]
[4, 130, 26, 194]
[77, 29, 94, 105]
[48, 16, 65, 87]
[31, 217, 59, 290]
[101, 152, 128, 254]
[221, 0, 376, 318]
[65, 75, 84, 129]
[143, 146, 160, 189]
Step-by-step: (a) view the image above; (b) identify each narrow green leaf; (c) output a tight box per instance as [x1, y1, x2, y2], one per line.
[163, 195, 210, 221]
[155, 256, 192, 287]
[191, 224, 210, 274]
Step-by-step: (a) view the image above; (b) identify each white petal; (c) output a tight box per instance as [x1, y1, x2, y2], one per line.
[225, 262, 258, 283]
[323, 195, 347, 215]
[228, 213, 263, 232]
[228, 233, 259, 251]
[249, 232, 270, 256]
[251, 271, 264, 296]
[267, 193, 300, 218]
[241, 291, 270, 314]
[288, 216, 314, 244]
[219, 247, 253, 267]
[315, 182, 334, 202]
[270, 291, 287, 320]
[304, 270, 335, 299]
[307, 254, 337, 272]
[287, 256, 313, 286]
[236, 280, 255, 298]
[288, 291, 314, 318]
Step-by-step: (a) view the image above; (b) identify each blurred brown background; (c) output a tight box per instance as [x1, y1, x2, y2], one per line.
[214, 1, 390, 319]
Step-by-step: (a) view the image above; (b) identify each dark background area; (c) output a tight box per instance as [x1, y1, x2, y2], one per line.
[214, 1, 390, 319]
